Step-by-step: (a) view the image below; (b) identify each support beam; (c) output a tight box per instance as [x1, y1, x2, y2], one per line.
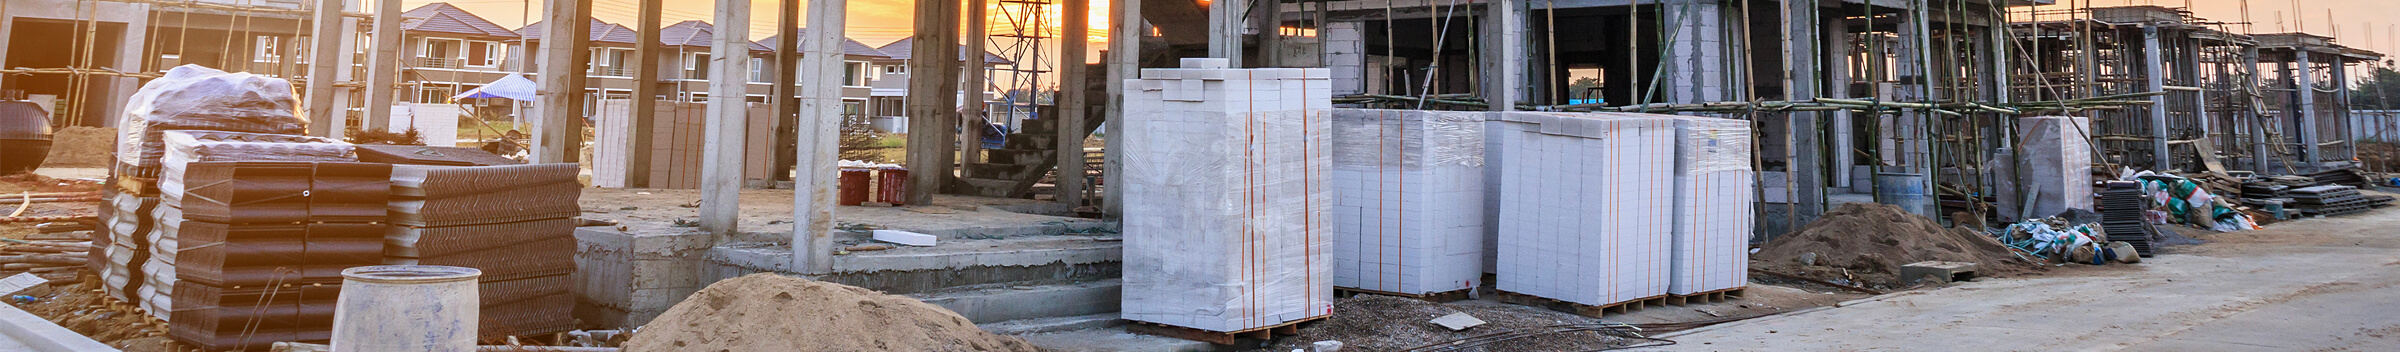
[1782, 0, 1824, 224]
[1827, 15, 1854, 189]
[774, 0, 801, 183]
[1103, 0, 1140, 218]
[962, 0, 988, 168]
[1209, 0, 1244, 66]
[629, 0, 664, 187]
[2331, 60, 2353, 164]
[1056, 0, 1090, 206]
[699, 0, 754, 236]
[2143, 26, 2169, 171]
[304, 0, 349, 137]
[2297, 52, 2320, 169]
[363, 0, 401, 132]
[1478, 0, 1524, 111]
[533, 0, 589, 164]
[904, 0, 963, 205]
[795, 0, 849, 274]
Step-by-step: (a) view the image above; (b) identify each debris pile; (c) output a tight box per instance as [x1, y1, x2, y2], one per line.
[1753, 203, 2037, 289]
[1267, 295, 1648, 352]
[624, 273, 1040, 352]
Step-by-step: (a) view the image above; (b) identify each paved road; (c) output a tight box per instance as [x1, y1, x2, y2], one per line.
[1649, 206, 2400, 351]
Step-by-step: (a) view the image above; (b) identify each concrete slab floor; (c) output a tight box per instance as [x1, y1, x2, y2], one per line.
[1642, 204, 2400, 351]
[576, 188, 1108, 240]
[1015, 329, 1234, 352]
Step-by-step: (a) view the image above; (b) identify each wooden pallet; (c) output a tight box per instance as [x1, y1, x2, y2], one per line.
[1664, 287, 1746, 306]
[1334, 287, 1475, 303]
[1126, 315, 1327, 345]
[1492, 290, 1669, 318]
[112, 174, 157, 196]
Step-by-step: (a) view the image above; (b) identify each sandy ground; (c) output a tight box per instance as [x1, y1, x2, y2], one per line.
[1644, 197, 2400, 351]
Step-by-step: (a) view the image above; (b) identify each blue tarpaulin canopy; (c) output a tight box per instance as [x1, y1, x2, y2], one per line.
[451, 73, 537, 102]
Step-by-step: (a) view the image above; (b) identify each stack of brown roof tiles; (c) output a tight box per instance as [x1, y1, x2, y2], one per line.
[158, 161, 391, 351]
[386, 162, 579, 339]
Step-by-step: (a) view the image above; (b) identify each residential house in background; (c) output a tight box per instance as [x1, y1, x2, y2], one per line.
[870, 38, 1013, 133]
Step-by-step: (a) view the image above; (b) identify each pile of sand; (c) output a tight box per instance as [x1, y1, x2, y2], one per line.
[1754, 203, 2038, 288]
[624, 273, 1041, 352]
[42, 126, 116, 167]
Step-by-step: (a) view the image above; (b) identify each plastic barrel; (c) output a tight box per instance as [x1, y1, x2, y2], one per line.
[0, 101, 52, 175]
[1874, 173, 1933, 218]
[332, 265, 482, 352]
[876, 167, 909, 204]
[839, 168, 871, 206]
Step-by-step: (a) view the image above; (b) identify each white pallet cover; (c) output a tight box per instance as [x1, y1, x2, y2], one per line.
[2002, 116, 2093, 220]
[1488, 112, 1676, 306]
[1656, 115, 1754, 295]
[1328, 109, 1485, 295]
[1120, 59, 1335, 332]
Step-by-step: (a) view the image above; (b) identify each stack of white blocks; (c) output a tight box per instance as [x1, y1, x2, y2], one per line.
[1120, 58, 1334, 333]
[1328, 109, 1485, 295]
[1659, 115, 1755, 295]
[1488, 112, 1676, 307]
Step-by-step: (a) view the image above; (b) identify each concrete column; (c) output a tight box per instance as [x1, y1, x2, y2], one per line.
[2248, 47, 2269, 172]
[1826, 14, 1853, 189]
[1781, 0, 1823, 221]
[1102, 0, 1141, 218]
[795, 0, 849, 274]
[2331, 60, 2353, 163]
[2142, 26, 2168, 171]
[1210, 0, 1244, 66]
[305, 0, 350, 137]
[533, 0, 589, 164]
[364, 0, 402, 131]
[774, 0, 801, 182]
[963, 0, 988, 167]
[904, 0, 963, 205]
[1056, 0, 1091, 205]
[630, 0, 664, 187]
[1479, 0, 1524, 111]
[2297, 52, 2320, 168]
[699, 0, 754, 236]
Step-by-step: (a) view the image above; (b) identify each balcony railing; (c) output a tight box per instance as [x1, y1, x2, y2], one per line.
[593, 66, 631, 77]
[415, 57, 464, 69]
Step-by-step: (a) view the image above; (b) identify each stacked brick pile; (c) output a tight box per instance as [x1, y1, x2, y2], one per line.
[387, 162, 581, 338]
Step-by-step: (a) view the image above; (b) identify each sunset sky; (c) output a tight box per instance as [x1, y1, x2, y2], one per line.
[404, 0, 1110, 49]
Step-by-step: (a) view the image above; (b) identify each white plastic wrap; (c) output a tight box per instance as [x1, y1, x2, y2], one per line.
[1121, 59, 1334, 332]
[1328, 109, 1485, 295]
[2006, 116, 2094, 221]
[1489, 111, 1676, 307]
[118, 65, 310, 176]
[1658, 115, 1754, 295]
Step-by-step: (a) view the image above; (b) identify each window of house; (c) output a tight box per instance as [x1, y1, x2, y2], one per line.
[685, 52, 712, 79]
[745, 95, 768, 103]
[688, 92, 709, 103]
[422, 38, 462, 68]
[842, 100, 864, 117]
[254, 37, 280, 63]
[591, 48, 629, 77]
[750, 58, 767, 83]
[882, 64, 904, 74]
[469, 41, 502, 67]
[844, 62, 867, 87]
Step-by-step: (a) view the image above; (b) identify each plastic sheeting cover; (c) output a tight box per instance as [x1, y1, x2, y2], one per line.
[1654, 115, 1754, 295]
[118, 65, 310, 173]
[2006, 116, 2094, 220]
[1328, 109, 1486, 295]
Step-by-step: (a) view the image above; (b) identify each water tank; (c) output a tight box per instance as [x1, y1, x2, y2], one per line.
[0, 101, 51, 175]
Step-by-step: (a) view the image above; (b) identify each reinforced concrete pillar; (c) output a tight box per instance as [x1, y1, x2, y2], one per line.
[305, 0, 351, 137]
[699, 0, 754, 236]
[533, 0, 590, 164]
[2298, 52, 2320, 169]
[2143, 26, 2169, 171]
[629, 0, 664, 187]
[1101, 0, 1141, 218]
[1781, 0, 1824, 223]
[795, 0, 849, 274]
[364, 0, 402, 132]
[1479, 0, 1526, 111]
[1056, 0, 1091, 206]
[903, 0, 963, 205]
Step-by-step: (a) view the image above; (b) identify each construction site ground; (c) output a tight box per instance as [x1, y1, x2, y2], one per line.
[1643, 201, 2400, 351]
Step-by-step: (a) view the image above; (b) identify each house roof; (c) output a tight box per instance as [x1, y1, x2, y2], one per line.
[399, 3, 519, 38]
[515, 19, 640, 45]
[657, 20, 774, 52]
[755, 31, 891, 59]
[875, 38, 1013, 64]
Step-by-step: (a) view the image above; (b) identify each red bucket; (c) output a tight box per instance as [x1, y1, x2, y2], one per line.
[838, 168, 871, 206]
[875, 167, 909, 204]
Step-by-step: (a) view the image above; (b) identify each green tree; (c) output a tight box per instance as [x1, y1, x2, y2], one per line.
[2350, 64, 2400, 109]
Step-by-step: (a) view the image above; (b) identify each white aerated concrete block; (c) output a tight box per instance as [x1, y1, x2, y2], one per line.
[1328, 109, 1485, 295]
[1121, 61, 1334, 332]
[1488, 112, 1677, 307]
[1664, 116, 1754, 295]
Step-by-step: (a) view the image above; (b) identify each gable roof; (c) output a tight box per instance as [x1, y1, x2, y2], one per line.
[755, 31, 890, 59]
[515, 19, 639, 45]
[875, 38, 1013, 64]
[656, 20, 773, 52]
[399, 3, 519, 38]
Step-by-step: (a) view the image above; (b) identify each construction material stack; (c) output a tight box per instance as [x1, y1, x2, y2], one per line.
[1327, 109, 1485, 297]
[2003, 116, 2094, 221]
[1120, 58, 1333, 334]
[387, 161, 581, 338]
[1662, 115, 1754, 296]
[1487, 112, 1675, 308]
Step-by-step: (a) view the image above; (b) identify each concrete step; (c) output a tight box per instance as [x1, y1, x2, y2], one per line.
[914, 280, 1121, 324]
[705, 235, 1122, 295]
[979, 313, 1125, 335]
[1013, 328, 1230, 352]
[954, 177, 1025, 198]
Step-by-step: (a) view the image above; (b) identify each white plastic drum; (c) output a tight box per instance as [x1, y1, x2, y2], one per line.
[332, 265, 482, 352]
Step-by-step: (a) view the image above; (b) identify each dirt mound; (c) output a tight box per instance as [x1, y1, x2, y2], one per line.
[43, 126, 116, 167]
[624, 273, 1040, 352]
[1754, 203, 2039, 289]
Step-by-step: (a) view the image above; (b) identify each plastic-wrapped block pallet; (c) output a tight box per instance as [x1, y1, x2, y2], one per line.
[1327, 109, 1485, 295]
[1121, 58, 1334, 333]
[2000, 116, 2093, 221]
[1487, 112, 1675, 307]
[1654, 115, 1754, 295]
[115, 65, 310, 178]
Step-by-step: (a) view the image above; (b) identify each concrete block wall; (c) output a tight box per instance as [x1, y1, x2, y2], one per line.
[1120, 58, 1334, 333]
[1324, 22, 1367, 97]
[573, 226, 711, 328]
[591, 100, 777, 189]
